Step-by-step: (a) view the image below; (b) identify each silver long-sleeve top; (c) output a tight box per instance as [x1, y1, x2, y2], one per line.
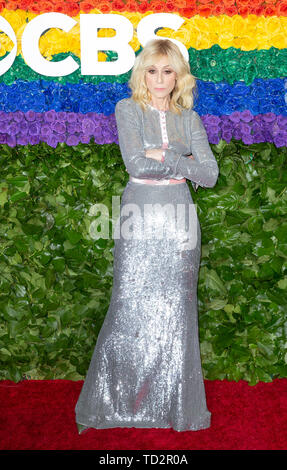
[115, 97, 219, 190]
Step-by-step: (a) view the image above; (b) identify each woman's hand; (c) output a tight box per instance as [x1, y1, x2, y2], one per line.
[145, 149, 163, 162]
[145, 149, 195, 161]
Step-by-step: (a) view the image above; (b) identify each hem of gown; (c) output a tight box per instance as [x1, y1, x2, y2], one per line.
[76, 412, 211, 433]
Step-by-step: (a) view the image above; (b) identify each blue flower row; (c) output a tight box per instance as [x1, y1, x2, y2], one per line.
[0, 78, 286, 115]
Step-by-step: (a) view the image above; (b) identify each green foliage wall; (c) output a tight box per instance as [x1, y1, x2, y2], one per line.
[0, 139, 286, 384]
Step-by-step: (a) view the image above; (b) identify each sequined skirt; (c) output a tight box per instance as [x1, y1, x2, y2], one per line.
[75, 180, 211, 431]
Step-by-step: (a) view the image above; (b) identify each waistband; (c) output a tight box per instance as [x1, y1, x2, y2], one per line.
[129, 176, 186, 185]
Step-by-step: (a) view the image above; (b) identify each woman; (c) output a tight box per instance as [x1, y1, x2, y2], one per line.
[75, 39, 219, 432]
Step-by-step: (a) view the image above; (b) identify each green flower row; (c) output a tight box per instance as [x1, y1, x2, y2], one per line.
[1, 45, 287, 85]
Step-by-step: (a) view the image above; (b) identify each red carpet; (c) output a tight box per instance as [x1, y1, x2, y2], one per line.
[0, 378, 286, 450]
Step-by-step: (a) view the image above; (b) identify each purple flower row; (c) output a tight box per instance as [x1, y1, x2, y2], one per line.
[0, 110, 118, 148]
[0, 109, 287, 148]
[202, 111, 287, 147]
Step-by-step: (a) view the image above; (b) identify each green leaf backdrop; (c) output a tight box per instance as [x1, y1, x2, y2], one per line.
[0, 139, 286, 385]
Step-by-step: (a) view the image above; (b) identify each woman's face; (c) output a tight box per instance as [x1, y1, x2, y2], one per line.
[145, 55, 177, 101]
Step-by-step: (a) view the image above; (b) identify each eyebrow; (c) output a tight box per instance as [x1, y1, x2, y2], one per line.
[147, 65, 173, 69]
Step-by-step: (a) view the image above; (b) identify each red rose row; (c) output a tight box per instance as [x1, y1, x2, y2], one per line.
[1, 0, 286, 18]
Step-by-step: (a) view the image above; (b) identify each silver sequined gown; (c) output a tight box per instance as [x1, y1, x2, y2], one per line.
[75, 97, 219, 431]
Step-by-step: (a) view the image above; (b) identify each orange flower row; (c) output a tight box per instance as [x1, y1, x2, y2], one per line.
[1, 0, 286, 18]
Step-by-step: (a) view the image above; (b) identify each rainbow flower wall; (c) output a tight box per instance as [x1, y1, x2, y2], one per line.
[1, 1, 286, 384]
[1, 1, 287, 146]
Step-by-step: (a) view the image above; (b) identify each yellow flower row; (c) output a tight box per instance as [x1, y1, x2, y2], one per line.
[1, 8, 287, 59]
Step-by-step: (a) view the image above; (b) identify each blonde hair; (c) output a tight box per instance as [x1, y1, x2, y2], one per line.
[128, 39, 197, 115]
